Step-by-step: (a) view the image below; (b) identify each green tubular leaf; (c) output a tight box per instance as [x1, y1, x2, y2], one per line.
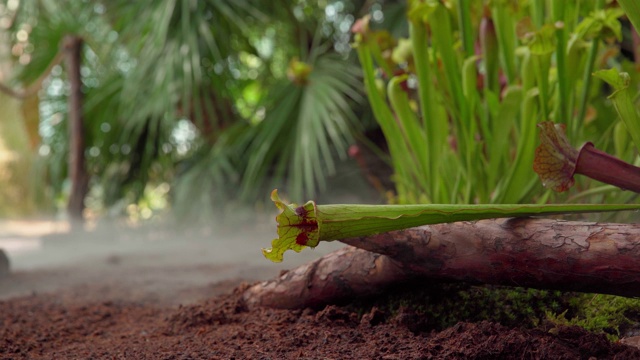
[498, 50, 541, 203]
[461, 54, 479, 137]
[456, 0, 474, 57]
[430, 3, 464, 113]
[462, 56, 479, 102]
[407, 0, 437, 23]
[387, 75, 429, 187]
[491, 2, 517, 84]
[428, 2, 474, 189]
[410, 19, 447, 198]
[574, 8, 625, 41]
[533, 54, 551, 119]
[488, 86, 523, 186]
[494, 86, 539, 204]
[618, 0, 640, 40]
[356, 41, 422, 203]
[480, 15, 499, 94]
[531, 0, 544, 28]
[524, 24, 555, 119]
[263, 189, 640, 263]
[614, 121, 630, 160]
[526, 24, 557, 55]
[552, 1, 569, 124]
[574, 0, 607, 136]
[594, 69, 640, 152]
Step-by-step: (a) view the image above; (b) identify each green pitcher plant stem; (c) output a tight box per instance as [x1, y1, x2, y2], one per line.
[593, 69, 640, 152]
[263, 189, 640, 262]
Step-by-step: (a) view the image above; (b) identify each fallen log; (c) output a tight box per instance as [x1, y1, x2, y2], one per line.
[243, 246, 408, 309]
[244, 218, 640, 309]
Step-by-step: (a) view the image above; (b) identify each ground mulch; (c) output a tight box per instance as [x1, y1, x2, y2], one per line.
[2, 283, 640, 359]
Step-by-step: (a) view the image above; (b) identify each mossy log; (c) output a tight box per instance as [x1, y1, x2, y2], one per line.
[243, 218, 640, 309]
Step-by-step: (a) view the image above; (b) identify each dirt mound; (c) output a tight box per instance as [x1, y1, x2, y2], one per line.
[2, 283, 639, 359]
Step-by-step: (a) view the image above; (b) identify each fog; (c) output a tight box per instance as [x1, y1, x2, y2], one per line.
[0, 214, 347, 305]
[0, 169, 377, 305]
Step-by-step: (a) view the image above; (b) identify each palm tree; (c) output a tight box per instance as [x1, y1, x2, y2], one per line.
[2, 0, 369, 221]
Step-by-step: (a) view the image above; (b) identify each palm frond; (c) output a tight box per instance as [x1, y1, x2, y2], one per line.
[241, 53, 363, 199]
[9, 0, 369, 217]
[105, 0, 263, 134]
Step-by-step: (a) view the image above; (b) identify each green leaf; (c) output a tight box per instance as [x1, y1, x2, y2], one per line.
[356, 41, 420, 203]
[593, 68, 629, 93]
[593, 69, 640, 152]
[525, 24, 556, 56]
[263, 189, 640, 262]
[618, 0, 640, 41]
[491, 3, 517, 84]
[409, 19, 447, 199]
[407, 0, 437, 23]
[574, 8, 625, 41]
[387, 75, 429, 189]
[488, 86, 522, 185]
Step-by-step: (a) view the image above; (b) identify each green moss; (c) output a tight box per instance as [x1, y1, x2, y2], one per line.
[545, 294, 640, 341]
[348, 281, 568, 331]
[348, 281, 640, 341]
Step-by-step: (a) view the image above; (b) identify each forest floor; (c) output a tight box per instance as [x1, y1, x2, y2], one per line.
[2, 218, 640, 359]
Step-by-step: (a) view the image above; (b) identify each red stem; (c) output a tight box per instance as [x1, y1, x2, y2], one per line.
[575, 143, 640, 193]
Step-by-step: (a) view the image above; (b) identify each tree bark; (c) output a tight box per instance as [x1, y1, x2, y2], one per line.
[244, 218, 640, 309]
[63, 36, 89, 224]
[243, 246, 408, 309]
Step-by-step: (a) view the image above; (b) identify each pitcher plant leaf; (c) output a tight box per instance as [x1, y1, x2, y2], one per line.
[263, 189, 640, 262]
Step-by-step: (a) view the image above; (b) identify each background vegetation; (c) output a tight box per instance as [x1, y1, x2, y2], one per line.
[356, 0, 640, 206]
[0, 0, 381, 221]
[1, 0, 639, 223]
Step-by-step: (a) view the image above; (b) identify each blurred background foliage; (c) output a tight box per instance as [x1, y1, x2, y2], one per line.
[0, 0, 638, 224]
[0, 0, 390, 222]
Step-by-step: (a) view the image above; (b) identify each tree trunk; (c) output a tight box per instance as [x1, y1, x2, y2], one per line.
[244, 218, 640, 309]
[63, 36, 89, 224]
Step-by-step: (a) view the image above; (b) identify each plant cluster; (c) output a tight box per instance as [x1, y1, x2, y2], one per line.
[354, 0, 640, 205]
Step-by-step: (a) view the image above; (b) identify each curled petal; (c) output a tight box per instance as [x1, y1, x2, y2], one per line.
[533, 122, 579, 192]
[262, 190, 320, 263]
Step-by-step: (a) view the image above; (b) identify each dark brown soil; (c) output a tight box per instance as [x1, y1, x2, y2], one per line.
[2, 283, 640, 359]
